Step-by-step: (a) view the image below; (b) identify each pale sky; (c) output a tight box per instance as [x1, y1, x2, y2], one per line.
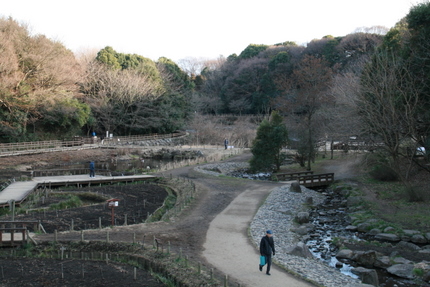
[1, 0, 421, 62]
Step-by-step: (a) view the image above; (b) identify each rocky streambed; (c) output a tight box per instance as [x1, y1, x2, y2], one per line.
[303, 185, 430, 287]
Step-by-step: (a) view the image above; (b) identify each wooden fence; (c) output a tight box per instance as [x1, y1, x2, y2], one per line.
[0, 131, 187, 156]
[32, 168, 112, 177]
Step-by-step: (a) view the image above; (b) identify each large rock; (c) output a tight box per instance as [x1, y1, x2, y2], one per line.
[290, 182, 302, 193]
[384, 226, 396, 233]
[374, 255, 391, 269]
[353, 250, 378, 268]
[375, 233, 400, 242]
[345, 225, 358, 232]
[336, 249, 354, 260]
[403, 229, 420, 236]
[357, 223, 371, 233]
[295, 212, 310, 224]
[286, 242, 313, 258]
[411, 234, 428, 244]
[387, 264, 415, 279]
[351, 267, 379, 286]
[396, 241, 421, 251]
[391, 256, 412, 265]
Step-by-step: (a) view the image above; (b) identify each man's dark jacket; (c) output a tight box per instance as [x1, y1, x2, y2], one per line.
[259, 235, 275, 256]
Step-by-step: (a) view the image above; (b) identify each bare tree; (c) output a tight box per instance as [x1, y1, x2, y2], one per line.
[273, 55, 334, 170]
[353, 26, 389, 35]
[80, 61, 163, 135]
[0, 17, 83, 138]
[358, 50, 423, 180]
[177, 56, 226, 76]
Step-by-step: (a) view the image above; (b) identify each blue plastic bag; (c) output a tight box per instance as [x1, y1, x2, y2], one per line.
[260, 255, 266, 266]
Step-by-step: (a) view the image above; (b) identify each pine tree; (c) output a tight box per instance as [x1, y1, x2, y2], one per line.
[249, 111, 289, 172]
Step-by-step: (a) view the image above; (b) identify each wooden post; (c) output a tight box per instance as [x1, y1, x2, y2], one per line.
[60, 246, 66, 260]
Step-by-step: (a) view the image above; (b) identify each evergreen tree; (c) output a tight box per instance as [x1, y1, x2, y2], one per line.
[249, 111, 289, 172]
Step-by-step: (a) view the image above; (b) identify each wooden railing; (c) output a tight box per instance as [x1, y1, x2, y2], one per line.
[101, 132, 185, 145]
[0, 139, 85, 155]
[0, 221, 40, 247]
[275, 171, 314, 181]
[298, 173, 334, 188]
[0, 132, 187, 156]
[32, 168, 112, 177]
[0, 221, 39, 231]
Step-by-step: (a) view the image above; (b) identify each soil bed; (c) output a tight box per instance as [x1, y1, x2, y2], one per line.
[0, 258, 164, 287]
[11, 181, 168, 233]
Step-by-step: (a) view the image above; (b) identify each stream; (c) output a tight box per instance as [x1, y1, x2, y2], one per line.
[305, 187, 424, 287]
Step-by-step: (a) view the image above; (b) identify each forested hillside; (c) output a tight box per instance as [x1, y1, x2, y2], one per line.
[0, 19, 194, 141]
[1, 3, 429, 183]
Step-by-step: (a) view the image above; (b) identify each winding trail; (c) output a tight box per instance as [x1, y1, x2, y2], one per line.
[203, 186, 313, 287]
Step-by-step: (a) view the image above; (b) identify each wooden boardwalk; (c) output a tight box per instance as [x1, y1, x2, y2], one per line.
[0, 174, 156, 207]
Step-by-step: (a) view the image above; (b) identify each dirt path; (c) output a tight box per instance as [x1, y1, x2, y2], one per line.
[203, 186, 313, 286]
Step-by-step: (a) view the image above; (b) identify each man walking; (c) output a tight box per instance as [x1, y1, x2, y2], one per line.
[89, 161, 95, 178]
[259, 230, 275, 275]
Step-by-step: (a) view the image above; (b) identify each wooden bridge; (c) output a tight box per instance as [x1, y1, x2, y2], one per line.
[298, 173, 334, 188]
[275, 171, 334, 188]
[275, 171, 314, 181]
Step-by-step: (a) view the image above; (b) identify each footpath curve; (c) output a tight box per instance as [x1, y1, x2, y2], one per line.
[202, 184, 313, 287]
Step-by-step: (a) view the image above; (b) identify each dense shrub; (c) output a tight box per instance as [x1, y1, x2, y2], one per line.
[369, 165, 398, 181]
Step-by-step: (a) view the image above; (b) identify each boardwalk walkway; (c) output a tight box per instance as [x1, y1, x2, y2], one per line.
[0, 174, 155, 207]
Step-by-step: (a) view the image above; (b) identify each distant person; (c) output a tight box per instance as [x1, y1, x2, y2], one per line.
[224, 138, 228, 150]
[259, 230, 275, 275]
[89, 161, 95, 178]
